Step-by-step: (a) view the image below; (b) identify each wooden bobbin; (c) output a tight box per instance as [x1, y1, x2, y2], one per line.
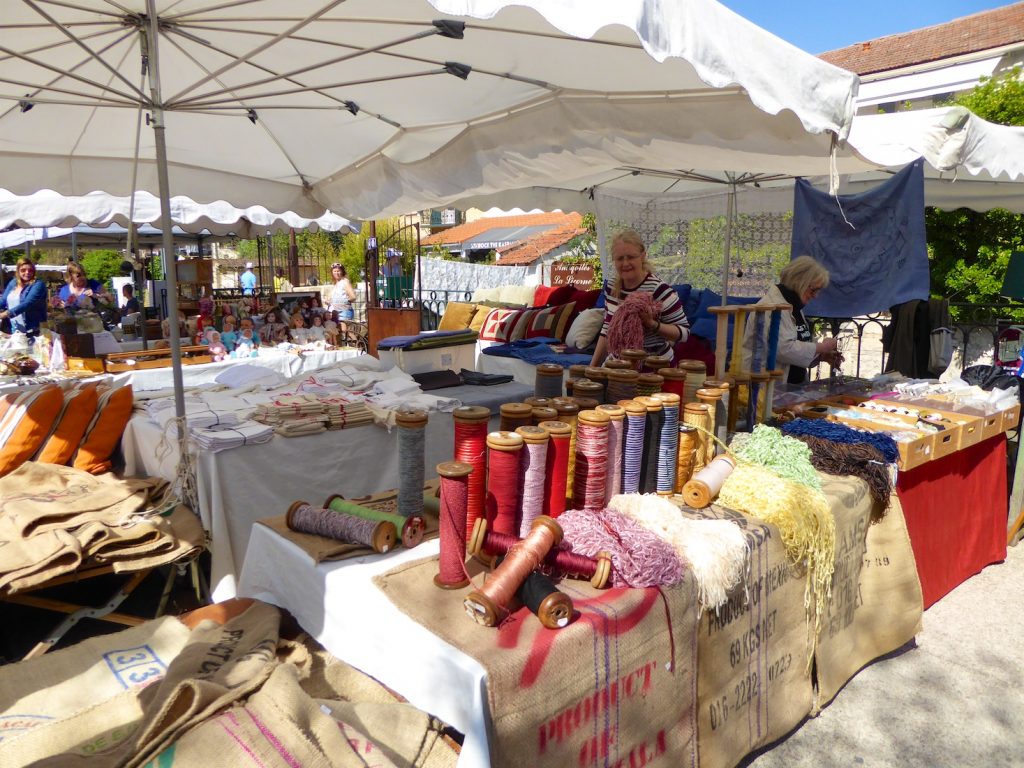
[321, 493, 424, 549]
[395, 408, 428, 429]
[595, 403, 625, 421]
[487, 430, 524, 452]
[620, 348, 648, 371]
[537, 590, 574, 629]
[635, 395, 663, 413]
[434, 461, 473, 589]
[499, 402, 534, 432]
[682, 401, 712, 472]
[658, 366, 686, 386]
[637, 372, 664, 394]
[453, 405, 491, 424]
[643, 354, 672, 374]
[577, 408, 611, 428]
[618, 399, 648, 417]
[538, 419, 572, 438]
[682, 455, 736, 509]
[591, 551, 613, 590]
[464, 515, 564, 627]
[652, 391, 680, 407]
[568, 364, 590, 381]
[535, 363, 565, 397]
[523, 397, 554, 409]
[571, 378, 604, 402]
[604, 359, 634, 371]
[531, 406, 558, 425]
[286, 500, 397, 554]
[571, 396, 600, 412]
[515, 425, 550, 445]
[695, 387, 723, 455]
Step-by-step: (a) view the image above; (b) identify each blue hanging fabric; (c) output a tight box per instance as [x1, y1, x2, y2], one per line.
[791, 158, 930, 318]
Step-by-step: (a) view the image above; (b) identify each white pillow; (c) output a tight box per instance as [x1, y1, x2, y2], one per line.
[499, 284, 536, 306]
[565, 308, 605, 350]
[470, 286, 502, 303]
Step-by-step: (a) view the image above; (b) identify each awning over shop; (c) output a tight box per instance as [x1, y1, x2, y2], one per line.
[455, 224, 558, 252]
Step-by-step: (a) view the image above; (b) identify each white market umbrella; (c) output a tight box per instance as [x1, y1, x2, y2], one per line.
[0, 0, 859, 471]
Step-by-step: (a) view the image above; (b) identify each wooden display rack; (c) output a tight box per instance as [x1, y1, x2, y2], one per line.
[104, 345, 213, 372]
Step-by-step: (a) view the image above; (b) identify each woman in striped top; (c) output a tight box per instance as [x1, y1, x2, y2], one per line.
[590, 229, 689, 366]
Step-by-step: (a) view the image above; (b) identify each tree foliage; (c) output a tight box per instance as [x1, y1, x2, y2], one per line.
[78, 249, 124, 288]
[927, 67, 1024, 313]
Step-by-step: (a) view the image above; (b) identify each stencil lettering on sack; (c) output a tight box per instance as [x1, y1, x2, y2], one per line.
[196, 627, 248, 677]
[579, 728, 668, 768]
[727, 610, 778, 668]
[103, 644, 169, 689]
[707, 650, 792, 733]
[826, 518, 869, 638]
[0, 714, 54, 742]
[706, 563, 788, 636]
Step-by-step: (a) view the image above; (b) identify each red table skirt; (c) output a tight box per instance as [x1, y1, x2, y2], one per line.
[896, 434, 1008, 609]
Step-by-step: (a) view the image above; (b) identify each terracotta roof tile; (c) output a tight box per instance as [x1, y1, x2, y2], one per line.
[819, 3, 1024, 75]
[495, 223, 587, 266]
[421, 211, 579, 247]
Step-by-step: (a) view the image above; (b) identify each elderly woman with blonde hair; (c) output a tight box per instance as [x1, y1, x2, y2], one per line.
[741, 255, 841, 384]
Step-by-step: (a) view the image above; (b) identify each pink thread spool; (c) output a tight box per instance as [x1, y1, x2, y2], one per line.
[573, 409, 610, 513]
[435, 461, 473, 589]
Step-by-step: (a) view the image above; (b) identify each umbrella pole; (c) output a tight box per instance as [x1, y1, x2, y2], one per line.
[719, 183, 737, 305]
[144, 4, 187, 446]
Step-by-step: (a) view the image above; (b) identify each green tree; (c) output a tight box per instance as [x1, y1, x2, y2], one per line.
[78, 249, 125, 288]
[927, 67, 1024, 315]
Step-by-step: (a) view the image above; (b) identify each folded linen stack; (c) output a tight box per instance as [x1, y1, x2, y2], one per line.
[253, 394, 327, 426]
[190, 422, 275, 452]
[321, 397, 374, 429]
[148, 399, 244, 430]
[273, 416, 328, 437]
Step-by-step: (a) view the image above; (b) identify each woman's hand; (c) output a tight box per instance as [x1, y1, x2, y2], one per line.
[815, 337, 838, 355]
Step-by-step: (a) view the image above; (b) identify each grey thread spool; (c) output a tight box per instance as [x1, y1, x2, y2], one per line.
[396, 409, 428, 519]
[286, 501, 397, 553]
[535, 363, 564, 399]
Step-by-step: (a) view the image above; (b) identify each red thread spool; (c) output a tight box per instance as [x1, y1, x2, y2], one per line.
[464, 515, 565, 627]
[659, 367, 686, 399]
[469, 517, 612, 589]
[435, 461, 473, 589]
[551, 399, 579, 502]
[453, 406, 490, 543]
[485, 431, 524, 536]
[538, 420, 572, 518]
[573, 409, 611, 513]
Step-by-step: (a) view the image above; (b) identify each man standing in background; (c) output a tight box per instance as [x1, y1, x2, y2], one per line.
[240, 261, 257, 295]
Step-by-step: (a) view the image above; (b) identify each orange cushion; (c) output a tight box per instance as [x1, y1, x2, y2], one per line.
[73, 385, 134, 474]
[0, 385, 64, 476]
[469, 305, 492, 333]
[36, 384, 99, 466]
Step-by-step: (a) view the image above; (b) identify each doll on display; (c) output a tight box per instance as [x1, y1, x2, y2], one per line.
[239, 316, 259, 347]
[206, 329, 228, 362]
[289, 312, 310, 344]
[308, 313, 326, 342]
[237, 296, 255, 321]
[220, 314, 238, 352]
[323, 318, 339, 347]
[234, 327, 257, 357]
[198, 295, 215, 337]
[162, 311, 187, 342]
[258, 309, 284, 345]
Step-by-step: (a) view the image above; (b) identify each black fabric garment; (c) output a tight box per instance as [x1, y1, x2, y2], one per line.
[411, 369, 464, 391]
[459, 368, 514, 386]
[883, 300, 932, 377]
[777, 283, 812, 384]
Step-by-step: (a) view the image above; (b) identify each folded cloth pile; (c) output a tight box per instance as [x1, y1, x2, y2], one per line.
[321, 396, 374, 429]
[273, 416, 328, 437]
[190, 422, 275, 452]
[459, 368, 513, 386]
[147, 398, 245, 430]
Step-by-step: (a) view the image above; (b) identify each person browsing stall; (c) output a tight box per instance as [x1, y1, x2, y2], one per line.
[0, 258, 48, 337]
[58, 262, 113, 308]
[120, 283, 140, 317]
[590, 228, 689, 366]
[740, 255, 841, 384]
[240, 262, 258, 295]
[328, 262, 356, 320]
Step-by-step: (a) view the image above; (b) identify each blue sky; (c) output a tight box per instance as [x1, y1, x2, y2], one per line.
[719, 1, 1011, 54]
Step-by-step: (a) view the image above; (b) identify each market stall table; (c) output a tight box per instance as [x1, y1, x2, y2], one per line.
[122, 380, 532, 600]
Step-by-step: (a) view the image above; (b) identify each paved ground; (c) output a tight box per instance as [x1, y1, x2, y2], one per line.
[744, 542, 1024, 768]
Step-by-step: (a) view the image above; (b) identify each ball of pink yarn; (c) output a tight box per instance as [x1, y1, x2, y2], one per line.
[607, 290, 658, 359]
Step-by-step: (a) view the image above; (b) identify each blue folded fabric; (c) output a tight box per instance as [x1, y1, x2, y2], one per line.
[377, 329, 476, 350]
[482, 340, 591, 366]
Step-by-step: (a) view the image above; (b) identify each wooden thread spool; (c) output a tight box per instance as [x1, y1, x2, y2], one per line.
[573, 408, 611, 512]
[515, 425, 550, 537]
[499, 402, 534, 432]
[695, 388, 723, 458]
[596, 403, 625, 500]
[620, 348, 648, 371]
[286, 500, 396, 554]
[658, 367, 686, 399]
[323, 494, 424, 549]
[636, 372, 664, 397]
[464, 515, 564, 628]
[619, 399, 649, 495]
[751, 371, 771, 426]
[486, 431, 525, 536]
[605, 368, 639, 403]
[468, 517, 613, 589]
[682, 402, 712, 473]
[571, 396, 600, 412]
[453, 405, 492, 543]
[727, 372, 750, 433]
[675, 425, 698, 493]
[517, 569, 575, 630]
[643, 354, 672, 374]
[583, 366, 609, 403]
[575, 375, 605, 404]
[535, 363, 565, 399]
[604, 359, 634, 371]
[635, 395, 664, 494]
[395, 409, 428, 519]
[551, 399, 580, 501]
[652, 392, 681, 496]
[531, 405, 558, 426]
[682, 455, 736, 509]
[679, 359, 707, 404]
[568, 364, 590, 381]
[538, 420, 572, 518]
[434, 461, 473, 589]
[524, 396, 554, 409]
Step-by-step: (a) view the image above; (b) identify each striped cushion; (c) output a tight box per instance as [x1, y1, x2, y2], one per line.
[73, 384, 133, 474]
[35, 384, 99, 466]
[0, 385, 63, 476]
[525, 301, 576, 342]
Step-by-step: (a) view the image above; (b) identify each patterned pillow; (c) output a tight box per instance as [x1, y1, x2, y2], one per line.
[525, 301, 576, 342]
[478, 307, 525, 343]
[0, 385, 63, 476]
[35, 383, 99, 466]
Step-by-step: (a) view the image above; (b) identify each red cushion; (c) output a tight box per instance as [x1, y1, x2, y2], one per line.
[478, 308, 525, 343]
[571, 288, 601, 312]
[546, 284, 576, 307]
[532, 285, 555, 307]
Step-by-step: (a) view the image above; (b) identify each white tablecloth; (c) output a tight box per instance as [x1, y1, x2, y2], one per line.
[238, 529, 490, 768]
[123, 380, 532, 600]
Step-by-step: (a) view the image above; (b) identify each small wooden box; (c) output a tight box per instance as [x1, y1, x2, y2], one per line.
[103, 345, 212, 372]
[1002, 402, 1021, 432]
[67, 356, 106, 373]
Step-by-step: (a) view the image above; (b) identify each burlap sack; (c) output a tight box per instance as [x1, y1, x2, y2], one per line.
[375, 557, 700, 768]
[0, 526, 82, 592]
[0, 616, 192, 747]
[0, 463, 172, 538]
[683, 503, 815, 768]
[4, 601, 283, 767]
[814, 478, 923, 707]
[146, 664, 395, 768]
[87, 505, 206, 572]
[319, 699, 459, 768]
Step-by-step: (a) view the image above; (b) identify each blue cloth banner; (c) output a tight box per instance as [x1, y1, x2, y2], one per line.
[792, 159, 929, 318]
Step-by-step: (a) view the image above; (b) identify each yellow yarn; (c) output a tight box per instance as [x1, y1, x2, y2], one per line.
[718, 463, 836, 667]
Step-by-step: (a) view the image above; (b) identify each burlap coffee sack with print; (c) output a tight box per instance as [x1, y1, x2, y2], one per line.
[143, 664, 400, 768]
[0, 526, 83, 592]
[0, 616, 192, 749]
[678, 502, 814, 768]
[258, 482, 441, 564]
[376, 556, 700, 768]
[13, 600, 283, 767]
[0, 463, 172, 538]
[814, 477, 923, 708]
